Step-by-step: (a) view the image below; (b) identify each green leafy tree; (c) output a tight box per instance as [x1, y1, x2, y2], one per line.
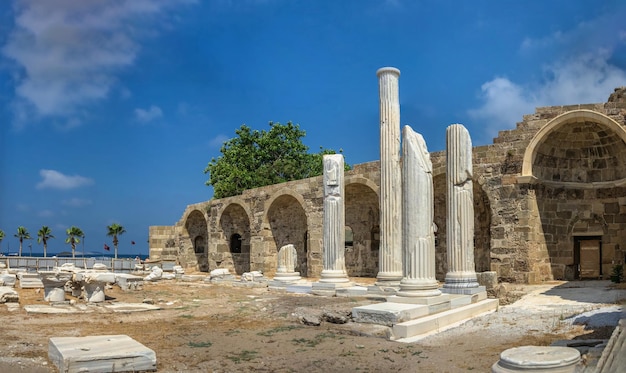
[0, 229, 4, 254]
[106, 223, 126, 259]
[37, 226, 55, 258]
[205, 122, 349, 198]
[65, 226, 83, 258]
[14, 226, 31, 257]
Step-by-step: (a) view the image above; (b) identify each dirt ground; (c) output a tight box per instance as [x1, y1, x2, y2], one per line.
[0, 277, 623, 373]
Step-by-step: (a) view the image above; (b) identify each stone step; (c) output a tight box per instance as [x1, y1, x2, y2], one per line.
[392, 298, 499, 341]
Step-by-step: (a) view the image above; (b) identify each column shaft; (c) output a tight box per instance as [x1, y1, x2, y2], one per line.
[444, 124, 479, 290]
[320, 154, 349, 283]
[376, 67, 403, 286]
[398, 126, 440, 297]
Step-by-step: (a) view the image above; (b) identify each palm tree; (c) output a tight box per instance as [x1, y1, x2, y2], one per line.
[107, 223, 126, 259]
[37, 226, 55, 258]
[14, 226, 31, 257]
[65, 226, 83, 259]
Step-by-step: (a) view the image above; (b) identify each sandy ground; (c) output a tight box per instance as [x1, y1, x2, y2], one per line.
[0, 278, 624, 373]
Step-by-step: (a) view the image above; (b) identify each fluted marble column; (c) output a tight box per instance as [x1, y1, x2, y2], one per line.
[443, 124, 480, 292]
[397, 126, 441, 297]
[375, 67, 403, 286]
[319, 154, 349, 283]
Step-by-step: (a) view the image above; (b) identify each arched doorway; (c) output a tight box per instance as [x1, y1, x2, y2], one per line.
[219, 203, 251, 274]
[345, 182, 379, 277]
[266, 194, 308, 276]
[184, 210, 208, 271]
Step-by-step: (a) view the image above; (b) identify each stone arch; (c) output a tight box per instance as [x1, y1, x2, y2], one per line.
[521, 110, 626, 185]
[218, 202, 251, 274]
[345, 181, 379, 277]
[265, 191, 309, 276]
[183, 209, 208, 271]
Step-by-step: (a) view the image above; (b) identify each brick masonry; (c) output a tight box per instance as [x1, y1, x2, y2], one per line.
[150, 88, 626, 283]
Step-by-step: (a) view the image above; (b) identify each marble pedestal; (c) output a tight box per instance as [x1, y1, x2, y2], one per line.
[40, 271, 73, 302]
[492, 346, 581, 372]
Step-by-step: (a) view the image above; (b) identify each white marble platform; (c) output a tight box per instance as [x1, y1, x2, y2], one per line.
[49, 335, 156, 373]
[352, 290, 499, 341]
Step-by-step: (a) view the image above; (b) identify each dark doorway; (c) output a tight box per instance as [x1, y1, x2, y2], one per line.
[574, 236, 602, 279]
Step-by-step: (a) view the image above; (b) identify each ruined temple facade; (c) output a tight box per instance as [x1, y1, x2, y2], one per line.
[149, 87, 626, 284]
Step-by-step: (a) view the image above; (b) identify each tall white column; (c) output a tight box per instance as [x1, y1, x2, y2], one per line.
[319, 154, 349, 283]
[397, 126, 441, 297]
[376, 67, 403, 286]
[443, 124, 480, 292]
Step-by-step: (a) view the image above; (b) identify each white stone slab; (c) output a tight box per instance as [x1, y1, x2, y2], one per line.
[285, 284, 312, 294]
[180, 274, 206, 282]
[0, 273, 17, 287]
[115, 273, 144, 291]
[0, 286, 19, 303]
[49, 335, 156, 373]
[102, 303, 161, 312]
[25, 305, 83, 314]
[18, 272, 44, 288]
[352, 302, 429, 326]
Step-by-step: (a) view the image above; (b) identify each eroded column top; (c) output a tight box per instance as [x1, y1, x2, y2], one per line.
[377, 67, 400, 77]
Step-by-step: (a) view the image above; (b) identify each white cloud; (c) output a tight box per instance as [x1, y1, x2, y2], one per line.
[37, 209, 54, 218]
[469, 8, 626, 142]
[2, 0, 196, 128]
[469, 51, 626, 140]
[134, 105, 163, 123]
[36, 169, 94, 190]
[62, 198, 92, 207]
[209, 134, 229, 149]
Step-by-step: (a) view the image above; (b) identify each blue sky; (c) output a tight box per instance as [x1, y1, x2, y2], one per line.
[1, 0, 626, 256]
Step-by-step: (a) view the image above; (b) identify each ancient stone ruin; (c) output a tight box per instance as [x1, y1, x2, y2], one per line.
[150, 73, 626, 285]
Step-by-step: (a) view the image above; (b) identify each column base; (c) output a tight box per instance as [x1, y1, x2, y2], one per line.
[398, 279, 441, 297]
[375, 271, 402, 288]
[319, 269, 350, 283]
[443, 272, 480, 291]
[441, 285, 486, 295]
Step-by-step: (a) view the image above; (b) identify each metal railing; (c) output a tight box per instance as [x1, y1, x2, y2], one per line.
[1, 256, 144, 273]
